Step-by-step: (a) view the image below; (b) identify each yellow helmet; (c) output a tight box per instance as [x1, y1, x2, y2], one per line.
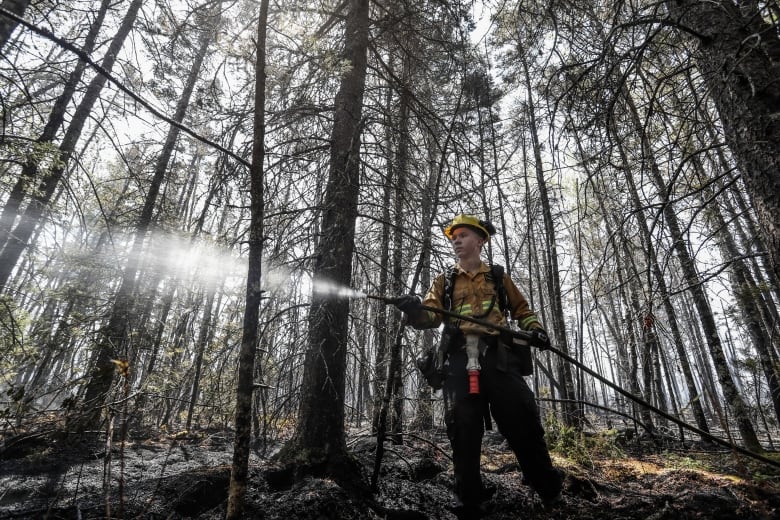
[444, 214, 496, 241]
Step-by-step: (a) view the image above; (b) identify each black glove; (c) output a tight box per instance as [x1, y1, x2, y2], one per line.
[394, 294, 421, 315]
[530, 329, 551, 351]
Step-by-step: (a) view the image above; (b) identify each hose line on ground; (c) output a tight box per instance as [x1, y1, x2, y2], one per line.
[368, 295, 780, 470]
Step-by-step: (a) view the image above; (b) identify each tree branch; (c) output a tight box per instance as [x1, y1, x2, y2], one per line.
[0, 6, 251, 168]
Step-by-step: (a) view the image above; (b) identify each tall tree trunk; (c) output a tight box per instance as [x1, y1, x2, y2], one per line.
[226, 0, 268, 516]
[412, 121, 442, 431]
[68, 9, 213, 432]
[666, 0, 780, 281]
[387, 52, 414, 444]
[621, 92, 762, 451]
[371, 81, 394, 434]
[277, 0, 370, 473]
[354, 302, 370, 427]
[519, 49, 581, 428]
[0, 0, 141, 291]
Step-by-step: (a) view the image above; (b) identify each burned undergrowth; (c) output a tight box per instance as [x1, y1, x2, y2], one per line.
[1, 425, 778, 519]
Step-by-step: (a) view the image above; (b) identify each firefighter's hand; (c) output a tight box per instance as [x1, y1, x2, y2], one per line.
[530, 329, 551, 350]
[394, 294, 421, 315]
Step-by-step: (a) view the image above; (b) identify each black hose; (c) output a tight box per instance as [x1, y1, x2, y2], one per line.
[370, 295, 780, 470]
[541, 339, 780, 469]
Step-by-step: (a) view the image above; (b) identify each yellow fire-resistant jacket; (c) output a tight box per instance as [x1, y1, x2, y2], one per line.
[409, 261, 544, 336]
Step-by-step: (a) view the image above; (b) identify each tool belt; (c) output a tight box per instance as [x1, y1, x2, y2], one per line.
[416, 327, 533, 389]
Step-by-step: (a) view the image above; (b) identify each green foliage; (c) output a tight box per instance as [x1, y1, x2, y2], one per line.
[661, 451, 711, 472]
[0, 141, 65, 195]
[0, 296, 31, 420]
[544, 414, 625, 467]
[749, 452, 780, 483]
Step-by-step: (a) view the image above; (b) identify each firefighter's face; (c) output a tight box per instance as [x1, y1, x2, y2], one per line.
[450, 227, 485, 258]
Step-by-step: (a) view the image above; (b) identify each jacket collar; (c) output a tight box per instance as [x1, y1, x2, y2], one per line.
[454, 260, 489, 275]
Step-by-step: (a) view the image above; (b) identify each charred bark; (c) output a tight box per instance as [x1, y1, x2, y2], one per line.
[276, 0, 370, 475]
[225, 0, 269, 516]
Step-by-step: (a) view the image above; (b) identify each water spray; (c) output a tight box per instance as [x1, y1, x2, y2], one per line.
[312, 280, 367, 299]
[312, 280, 532, 342]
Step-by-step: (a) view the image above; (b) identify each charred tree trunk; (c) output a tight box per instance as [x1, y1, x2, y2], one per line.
[387, 52, 414, 444]
[411, 129, 441, 431]
[371, 81, 394, 435]
[277, 0, 369, 473]
[226, 0, 268, 516]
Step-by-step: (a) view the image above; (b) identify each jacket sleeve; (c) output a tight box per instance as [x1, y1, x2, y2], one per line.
[407, 274, 445, 329]
[504, 274, 544, 331]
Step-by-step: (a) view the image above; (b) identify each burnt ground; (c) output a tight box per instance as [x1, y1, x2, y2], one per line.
[1, 426, 779, 519]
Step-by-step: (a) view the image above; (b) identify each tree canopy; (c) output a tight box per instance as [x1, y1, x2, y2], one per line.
[1, 2, 779, 511]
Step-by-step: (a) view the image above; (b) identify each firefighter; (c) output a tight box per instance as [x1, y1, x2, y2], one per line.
[395, 214, 563, 519]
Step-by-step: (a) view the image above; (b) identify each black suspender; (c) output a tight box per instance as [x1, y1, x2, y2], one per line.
[442, 264, 507, 318]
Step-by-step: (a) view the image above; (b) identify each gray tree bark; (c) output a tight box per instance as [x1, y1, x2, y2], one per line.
[277, 0, 370, 473]
[226, 0, 268, 516]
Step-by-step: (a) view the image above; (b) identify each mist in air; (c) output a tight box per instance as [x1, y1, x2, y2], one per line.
[144, 232, 370, 302]
[312, 279, 366, 299]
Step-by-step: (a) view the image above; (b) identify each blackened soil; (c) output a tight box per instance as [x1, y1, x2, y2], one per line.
[0, 428, 778, 519]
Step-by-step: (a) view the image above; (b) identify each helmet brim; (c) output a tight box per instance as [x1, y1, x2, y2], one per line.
[444, 223, 490, 241]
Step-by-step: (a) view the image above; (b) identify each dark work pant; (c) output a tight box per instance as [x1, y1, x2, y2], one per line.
[443, 341, 562, 506]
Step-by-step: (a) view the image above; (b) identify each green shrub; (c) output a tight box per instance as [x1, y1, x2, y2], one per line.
[543, 414, 625, 467]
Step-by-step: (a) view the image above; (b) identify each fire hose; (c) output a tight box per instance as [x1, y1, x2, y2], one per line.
[365, 293, 534, 342]
[366, 293, 780, 476]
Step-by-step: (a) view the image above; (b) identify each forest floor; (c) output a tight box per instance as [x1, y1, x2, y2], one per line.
[1, 423, 779, 519]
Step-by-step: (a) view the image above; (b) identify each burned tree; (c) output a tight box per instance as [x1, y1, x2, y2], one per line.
[276, 0, 370, 473]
